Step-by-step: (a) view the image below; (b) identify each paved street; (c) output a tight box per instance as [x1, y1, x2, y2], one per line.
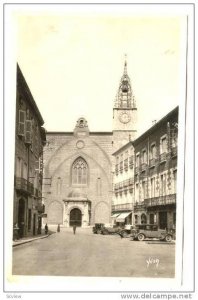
[12, 227, 175, 277]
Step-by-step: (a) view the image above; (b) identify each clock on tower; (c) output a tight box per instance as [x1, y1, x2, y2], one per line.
[119, 112, 131, 124]
[113, 57, 137, 150]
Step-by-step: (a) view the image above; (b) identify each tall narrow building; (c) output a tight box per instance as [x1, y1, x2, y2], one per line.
[13, 65, 46, 238]
[113, 57, 137, 150]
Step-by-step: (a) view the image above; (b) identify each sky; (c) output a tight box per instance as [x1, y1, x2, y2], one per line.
[13, 5, 187, 135]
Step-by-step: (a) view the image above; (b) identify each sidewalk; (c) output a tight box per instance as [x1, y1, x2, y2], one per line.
[13, 230, 55, 247]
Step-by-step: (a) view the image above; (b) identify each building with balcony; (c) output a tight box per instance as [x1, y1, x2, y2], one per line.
[13, 64, 46, 238]
[112, 141, 135, 226]
[133, 106, 178, 230]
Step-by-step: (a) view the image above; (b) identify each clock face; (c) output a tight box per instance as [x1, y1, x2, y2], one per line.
[119, 112, 131, 124]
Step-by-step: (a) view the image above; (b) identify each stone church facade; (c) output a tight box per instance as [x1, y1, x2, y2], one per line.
[42, 59, 137, 227]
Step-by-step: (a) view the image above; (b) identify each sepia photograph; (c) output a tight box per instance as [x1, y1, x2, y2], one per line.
[3, 2, 195, 298]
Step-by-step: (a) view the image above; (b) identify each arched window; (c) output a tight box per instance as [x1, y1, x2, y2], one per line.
[72, 157, 88, 185]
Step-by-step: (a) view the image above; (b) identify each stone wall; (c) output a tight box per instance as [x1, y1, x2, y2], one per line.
[43, 132, 114, 226]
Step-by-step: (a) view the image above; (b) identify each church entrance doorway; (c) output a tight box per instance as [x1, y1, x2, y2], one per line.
[70, 208, 82, 227]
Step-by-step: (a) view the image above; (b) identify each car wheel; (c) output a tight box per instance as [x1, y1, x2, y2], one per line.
[165, 235, 172, 242]
[137, 233, 145, 241]
[121, 231, 128, 238]
[102, 230, 108, 235]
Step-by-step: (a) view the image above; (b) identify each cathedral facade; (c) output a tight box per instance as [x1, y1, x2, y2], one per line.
[42, 60, 137, 227]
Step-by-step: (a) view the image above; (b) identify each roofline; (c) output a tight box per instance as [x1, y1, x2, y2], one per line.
[112, 141, 133, 156]
[132, 106, 179, 146]
[17, 64, 44, 125]
[46, 131, 113, 135]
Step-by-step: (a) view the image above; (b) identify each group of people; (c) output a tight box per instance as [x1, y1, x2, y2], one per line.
[44, 223, 77, 234]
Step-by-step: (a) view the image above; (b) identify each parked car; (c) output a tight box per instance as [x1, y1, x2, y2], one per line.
[92, 223, 105, 234]
[101, 224, 121, 235]
[119, 224, 134, 238]
[130, 224, 173, 242]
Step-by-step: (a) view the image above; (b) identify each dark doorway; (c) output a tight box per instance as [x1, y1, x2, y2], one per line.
[28, 209, 31, 231]
[33, 214, 36, 235]
[18, 198, 25, 238]
[149, 214, 154, 224]
[141, 213, 147, 224]
[37, 216, 42, 234]
[70, 208, 82, 227]
[159, 211, 167, 229]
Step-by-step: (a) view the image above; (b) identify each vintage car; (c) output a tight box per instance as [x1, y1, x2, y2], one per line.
[119, 224, 134, 238]
[130, 224, 173, 242]
[92, 223, 105, 234]
[101, 224, 121, 235]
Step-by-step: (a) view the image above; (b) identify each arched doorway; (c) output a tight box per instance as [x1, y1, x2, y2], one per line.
[141, 213, 147, 224]
[70, 208, 82, 227]
[18, 198, 25, 238]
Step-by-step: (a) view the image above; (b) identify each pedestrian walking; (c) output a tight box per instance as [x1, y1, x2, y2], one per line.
[45, 223, 48, 234]
[73, 224, 77, 235]
[57, 224, 60, 233]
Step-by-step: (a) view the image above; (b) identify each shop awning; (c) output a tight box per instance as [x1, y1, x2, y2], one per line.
[116, 212, 132, 223]
[111, 213, 120, 218]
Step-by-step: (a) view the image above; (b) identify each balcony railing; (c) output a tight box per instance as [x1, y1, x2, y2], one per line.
[15, 177, 28, 192]
[144, 194, 176, 207]
[149, 158, 156, 168]
[129, 156, 134, 168]
[129, 178, 134, 185]
[129, 187, 134, 193]
[124, 159, 128, 170]
[112, 203, 133, 212]
[123, 179, 129, 187]
[119, 162, 123, 172]
[119, 182, 123, 189]
[140, 163, 147, 172]
[15, 177, 33, 195]
[171, 147, 177, 157]
[115, 164, 119, 174]
[114, 184, 119, 191]
[115, 179, 134, 193]
[134, 201, 145, 209]
[159, 152, 167, 163]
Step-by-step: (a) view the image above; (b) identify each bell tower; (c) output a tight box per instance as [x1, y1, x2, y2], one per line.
[113, 56, 137, 150]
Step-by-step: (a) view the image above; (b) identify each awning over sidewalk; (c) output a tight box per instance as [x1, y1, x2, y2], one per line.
[116, 212, 132, 223]
[111, 213, 120, 218]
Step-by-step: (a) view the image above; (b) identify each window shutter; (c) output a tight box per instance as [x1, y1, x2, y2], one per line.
[25, 120, 32, 144]
[18, 110, 25, 136]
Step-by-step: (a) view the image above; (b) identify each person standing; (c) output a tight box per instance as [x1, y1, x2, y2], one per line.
[57, 224, 60, 233]
[73, 224, 76, 235]
[13, 223, 19, 240]
[45, 223, 48, 234]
